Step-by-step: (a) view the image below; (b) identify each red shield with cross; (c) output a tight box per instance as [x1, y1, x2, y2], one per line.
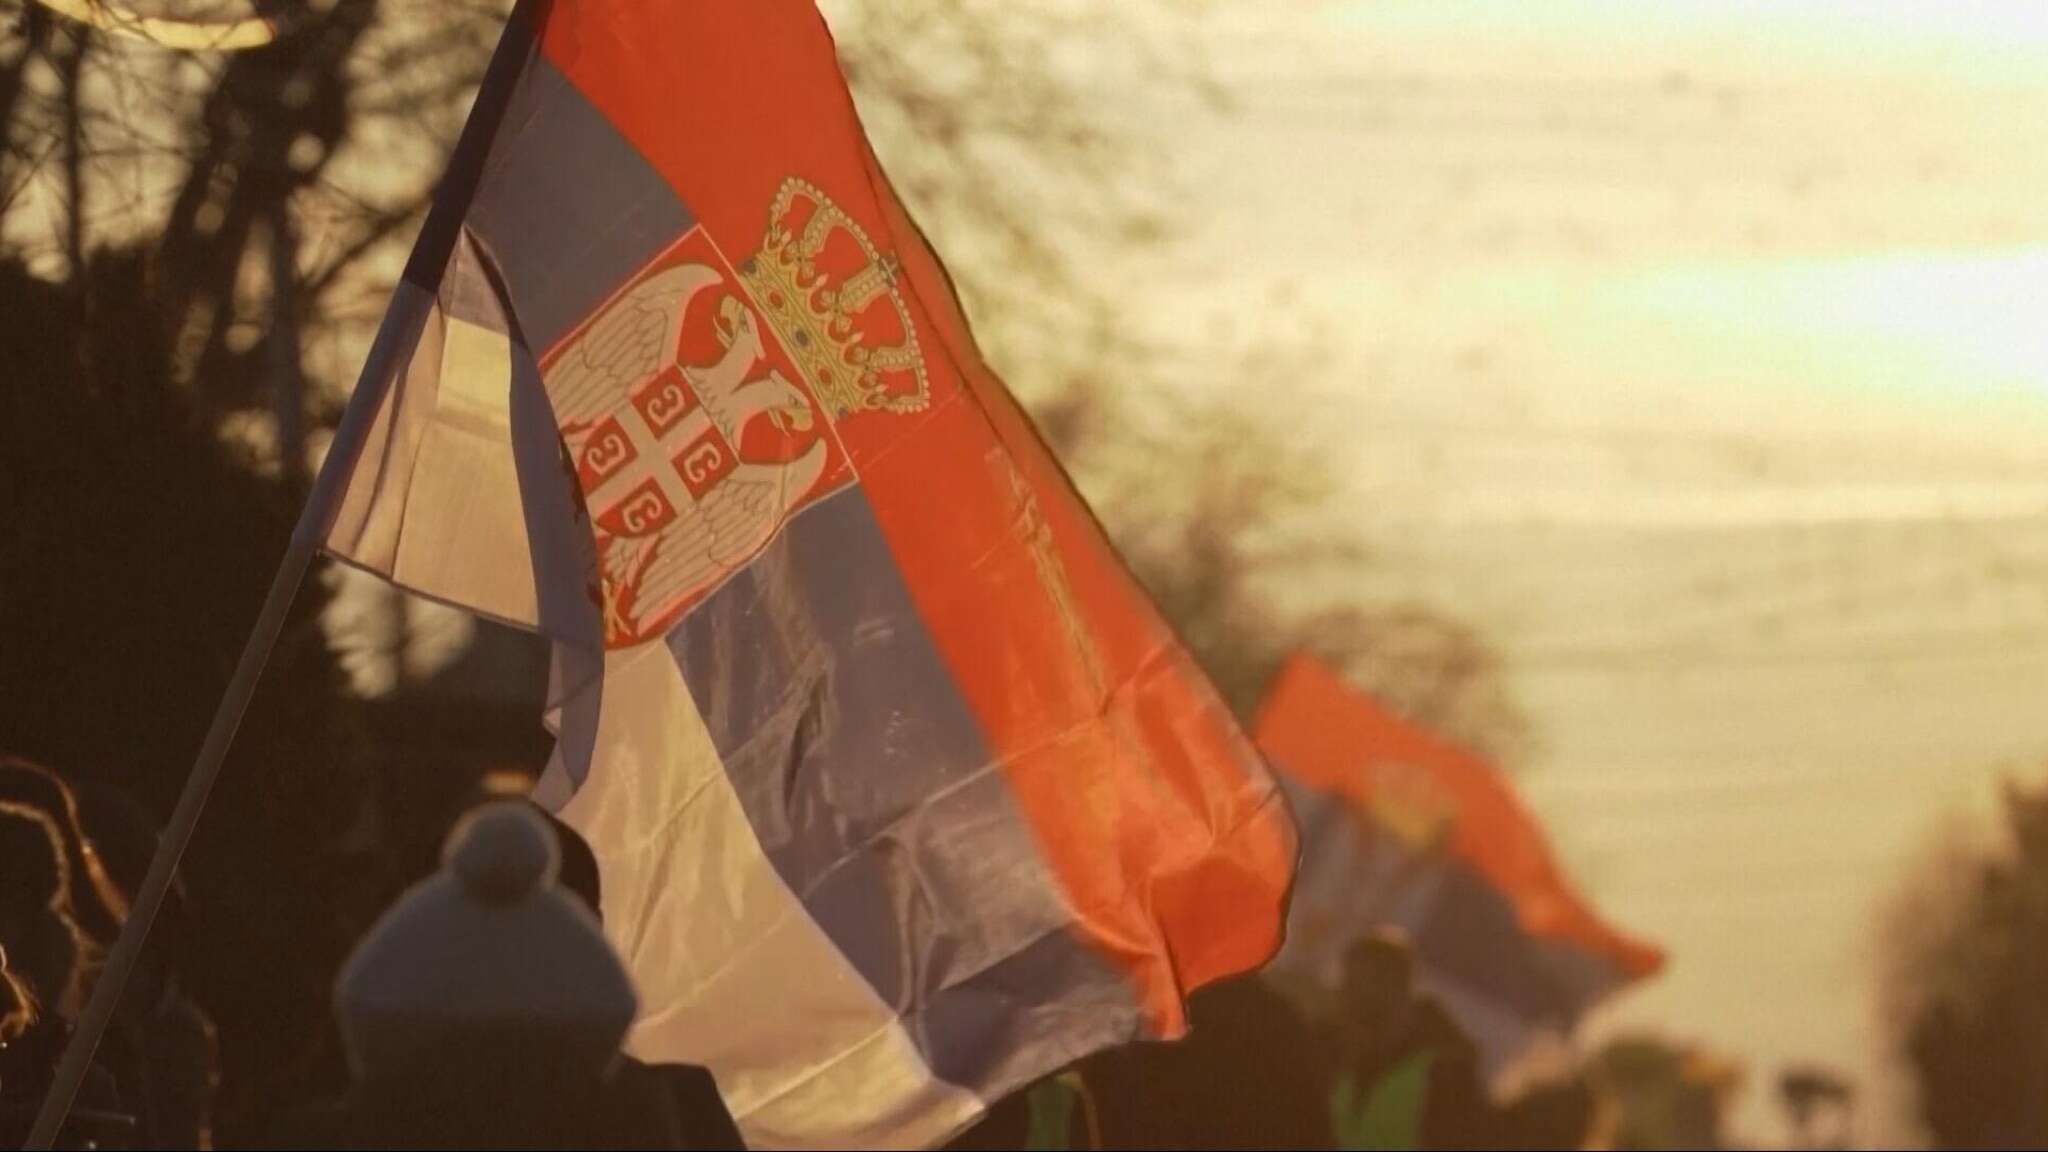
[539, 177, 931, 647]
[541, 227, 850, 647]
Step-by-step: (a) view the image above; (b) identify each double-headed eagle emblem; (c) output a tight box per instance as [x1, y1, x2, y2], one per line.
[541, 179, 931, 647]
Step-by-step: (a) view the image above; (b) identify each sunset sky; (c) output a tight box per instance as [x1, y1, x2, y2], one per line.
[51, 2, 2047, 1144]
[1114, 1, 2048, 1143]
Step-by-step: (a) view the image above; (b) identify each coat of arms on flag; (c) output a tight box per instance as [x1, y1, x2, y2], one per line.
[315, 2, 1299, 1146]
[543, 178, 923, 647]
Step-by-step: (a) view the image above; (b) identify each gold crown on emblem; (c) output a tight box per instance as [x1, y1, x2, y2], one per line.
[739, 178, 931, 419]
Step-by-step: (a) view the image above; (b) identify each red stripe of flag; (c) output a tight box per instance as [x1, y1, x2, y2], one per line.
[539, 0, 1296, 1033]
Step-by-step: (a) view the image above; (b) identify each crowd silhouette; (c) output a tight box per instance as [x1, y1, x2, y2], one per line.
[2, 752, 1622, 1150]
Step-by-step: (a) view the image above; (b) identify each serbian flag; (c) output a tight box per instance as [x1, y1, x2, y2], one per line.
[316, 2, 1296, 1146]
[1253, 654, 1660, 1077]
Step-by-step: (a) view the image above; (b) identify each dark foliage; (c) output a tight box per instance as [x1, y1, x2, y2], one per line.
[0, 250, 545, 1142]
[1883, 780, 2048, 1149]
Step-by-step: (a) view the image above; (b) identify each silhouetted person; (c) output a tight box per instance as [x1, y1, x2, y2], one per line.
[0, 799, 135, 1149]
[0, 756, 219, 1149]
[1327, 931, 1501, 1150]
[1074, 974, 1334, 1149]
[0, 758, 129, 943]
[1495, 1075, 1599, 1150]
[304, 802, 680, 1148]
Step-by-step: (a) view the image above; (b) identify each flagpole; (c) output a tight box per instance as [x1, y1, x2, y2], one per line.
[25, 5, 537, 1144]
[22, 291, 422, 1152]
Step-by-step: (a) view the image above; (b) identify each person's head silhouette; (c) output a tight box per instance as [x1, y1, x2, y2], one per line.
[329, 802, 659, 1149]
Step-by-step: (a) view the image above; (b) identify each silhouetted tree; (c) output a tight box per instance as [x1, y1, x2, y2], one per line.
[1880, 776, 2048, 1149]
[0, 246, 387, 1142]
[1054, 370, 1531, 759]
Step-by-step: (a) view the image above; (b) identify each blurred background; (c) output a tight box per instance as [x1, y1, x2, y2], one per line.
[6, 0, 2048, 1147]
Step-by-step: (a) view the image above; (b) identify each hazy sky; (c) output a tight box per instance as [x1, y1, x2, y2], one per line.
[1328, 0, 2048, 71]
[1128, 2, 2048, 1144]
